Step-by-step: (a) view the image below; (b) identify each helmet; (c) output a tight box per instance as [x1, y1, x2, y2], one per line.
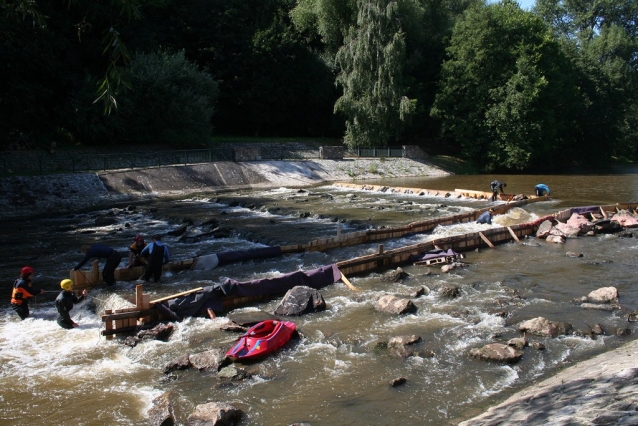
[134, 235, 144, 244]
[489, 209, 494, 213]
[21, 266, 34, 276]
[60, 279, 74, 291]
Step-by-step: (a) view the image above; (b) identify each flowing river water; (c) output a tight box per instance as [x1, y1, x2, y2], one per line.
[1, 168, 638, 425]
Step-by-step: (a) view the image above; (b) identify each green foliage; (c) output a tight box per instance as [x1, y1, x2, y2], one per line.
[334, 0, 415, 149]
[431, 0, 580, 172]
[72, 50, 218, 147]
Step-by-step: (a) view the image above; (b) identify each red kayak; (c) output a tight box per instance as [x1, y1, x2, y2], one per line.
[226, 320, 297, 362]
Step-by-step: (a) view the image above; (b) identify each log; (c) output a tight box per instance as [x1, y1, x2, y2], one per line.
[340, 271, 361, 292]
[478, 232, 495, 249]
[150, 287, 204, 305]
[507, 227, 520, 242]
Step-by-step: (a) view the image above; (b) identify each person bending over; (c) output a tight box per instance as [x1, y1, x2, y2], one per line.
[74, 243, 122, 286]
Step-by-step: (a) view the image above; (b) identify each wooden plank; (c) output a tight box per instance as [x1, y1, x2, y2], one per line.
[600, 207, 608, 218]
[149, 287, 204, 305]
[478, 232, 495, 249]
[507, 226, 520, 242]
[101, 309, 158, 322]
[339, 271, 361, 292]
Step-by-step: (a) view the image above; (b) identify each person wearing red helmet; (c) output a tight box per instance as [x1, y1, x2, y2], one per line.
[10, 266, 45, 320]
[127, 235, 149, 268]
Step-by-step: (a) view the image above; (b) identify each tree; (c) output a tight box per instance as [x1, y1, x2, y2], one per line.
[71, 50, 218, 147]
[431, 0, 580, 171]
[334, 0, 415, 148]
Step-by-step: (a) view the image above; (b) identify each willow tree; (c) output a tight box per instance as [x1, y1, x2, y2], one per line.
[334, 0, 415, 148]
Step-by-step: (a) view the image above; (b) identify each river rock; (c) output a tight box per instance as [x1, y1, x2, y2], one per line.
[164, 353, 191, 374]
[580, 303, 621, 311]
[566, 213, 595, 233]
[611, 211, 638, 228]
[553, 222, 580, 238]
[95, 216, 118, 226]
[187, 402, 243, 426]
[375, 295, 417, 315]
[274, 285, 326, 316]
[587, 286, 618, 303]
[546, 235, 565, 244]
[507, 337, 528, 350]
[591, 324, 605, 335]
[217, 365, 252, 381]
[148, 392, 175, 426]
[616, 328, 632, 337]
[189, 348, 226, 371]
[388, 335, 422, 347]
[390, 377, 407, 387]
[566, 251, 583, 258]
[518, 317, 572, 337]
[441, 262, 467, 273]
[380, 267, 409, 282]
[536, 220, 553, 238]
[594, 218, 623, 233]
[437, 283, 460, 298]
[469, 343, 523, 363]
[167, 224, 188, 236]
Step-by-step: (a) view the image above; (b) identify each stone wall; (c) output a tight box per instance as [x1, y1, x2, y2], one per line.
[320, 146, 344, 159]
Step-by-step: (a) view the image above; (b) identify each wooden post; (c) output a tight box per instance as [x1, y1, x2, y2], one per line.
[104, 309, 113, 340]
[378, 244, 384, 254]
[337, 224, 342, 239]
[479, 232, 495, 249]
[92, 259, 100, 283]
[600, 207, 608, 218]
[135, 284, 144, 308]
[507, 227, 520, 242]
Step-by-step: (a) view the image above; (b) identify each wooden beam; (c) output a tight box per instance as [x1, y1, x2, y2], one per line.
[600, 207, 608, 218]
[149, 287, 204, 305]
[478, 232, 495, 249]
[507, 227, 520, 242]
[340, 271, 361, 292]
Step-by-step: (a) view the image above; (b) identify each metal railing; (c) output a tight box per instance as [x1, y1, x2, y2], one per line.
[1, 145, 406, 176]
[346, 146, 403, 158]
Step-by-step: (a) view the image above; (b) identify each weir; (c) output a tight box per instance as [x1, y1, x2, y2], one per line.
[98, 200, 638, 337]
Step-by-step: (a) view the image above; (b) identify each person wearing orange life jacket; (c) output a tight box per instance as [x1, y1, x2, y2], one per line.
[55, 279, 87, 329]
[10, 266, 45, 320]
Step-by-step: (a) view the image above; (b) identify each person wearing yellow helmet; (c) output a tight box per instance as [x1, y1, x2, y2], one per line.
[55, 279, 87, 329]
[476, 209, 494, 224]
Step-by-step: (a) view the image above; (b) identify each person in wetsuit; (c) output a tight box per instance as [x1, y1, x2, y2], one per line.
[490, 180, 507, 202]
[55, 279, 87, 329]
[10, 266, 45, 320]
[476, 209, 494, 224]
[127, 235, 149, 268]
[140, 235, 170, 283]
[73, 243, 122, 286]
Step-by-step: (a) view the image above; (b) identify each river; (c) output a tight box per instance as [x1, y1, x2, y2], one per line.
[1, 169, 637, 425]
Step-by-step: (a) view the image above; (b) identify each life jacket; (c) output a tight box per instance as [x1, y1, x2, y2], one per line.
[129, 242, 149, 264]
[11, 279, 34, 305]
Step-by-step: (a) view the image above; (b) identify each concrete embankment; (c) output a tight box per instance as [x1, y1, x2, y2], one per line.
[0, 157, 449, 220]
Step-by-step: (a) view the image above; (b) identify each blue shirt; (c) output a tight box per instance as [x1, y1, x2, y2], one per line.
[74, 244, 114, 270]
[535, 184, 550, 195]
[476, 211, 493, 224]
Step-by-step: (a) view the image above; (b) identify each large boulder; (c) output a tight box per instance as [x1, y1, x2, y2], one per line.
[469, 343, 523, 363]
[274, 286, 326, 316]
[566, 213, 595, 233]
[375, 295, 417, 315]
[518, 317, 572, 337]
[187, 402, 243, 426]
[611, 211, 638, 228]
[552, 222, 580, 238]
[536, 220, 553, 238]
[148, 392, 175, 426]
[587, 286, 619, 303]
[546, 235, 565, 244]
[380, 267, 409, 282]
[189, 349, 227, 371]
[163, 353, 191, 374]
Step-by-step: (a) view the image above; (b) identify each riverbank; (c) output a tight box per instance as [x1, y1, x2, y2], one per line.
[0, 157, 449, 220]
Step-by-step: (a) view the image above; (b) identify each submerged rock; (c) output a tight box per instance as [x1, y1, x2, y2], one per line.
[187, 402, 243, 426]
[469, 343, 523, 363]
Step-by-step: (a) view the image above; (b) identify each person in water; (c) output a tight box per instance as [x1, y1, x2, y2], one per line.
[476, 209, 494, 225]
[74, 243, 122, 286]
[490, 180, 507, 202]
[535, 183, 551, 196]
[127, 235, 149, 268]
[140, 235, 170, 283]
[55, 279, 87, 329]
[10, 266, 45, 320]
